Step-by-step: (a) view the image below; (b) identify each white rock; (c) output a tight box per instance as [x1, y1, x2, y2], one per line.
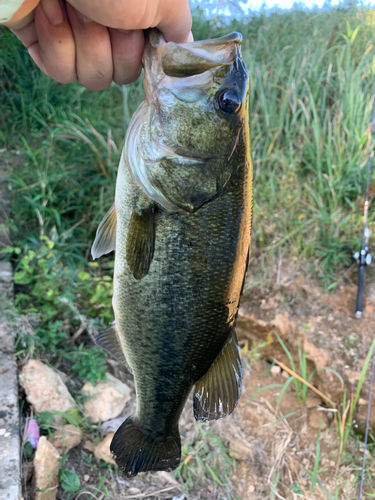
[128, 487, 142, 495]
[19, 361, 75, 422]
[33, 436, 61, 500]
[50, 424, 82, 452]
[101, 417, 126, 435]
[94, 432, 116, 465]
[270, 365, 281, 376]
[82, 373, 131, 423]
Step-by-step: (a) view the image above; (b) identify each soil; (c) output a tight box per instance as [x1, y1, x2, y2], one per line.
[20, 260, 375, 500]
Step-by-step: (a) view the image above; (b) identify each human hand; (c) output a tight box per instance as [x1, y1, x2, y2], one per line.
[4, 0, 192, 90]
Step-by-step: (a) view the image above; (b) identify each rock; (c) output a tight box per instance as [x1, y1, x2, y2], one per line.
[19, 361, 75, 423]
[50, 424, 82, 451]
[33, 436, 60, 500]
[101, 417, 126, 435]
[248, 484, 255, 493]
[83, 474, 90, 482]
[93, 432, 116, 465]
[228, 437, 253, 461]
[128, 487, 142, 495]
[82, 373, 131, 423]
[270, 365, 281, 376]
[83, 440, 94, 452]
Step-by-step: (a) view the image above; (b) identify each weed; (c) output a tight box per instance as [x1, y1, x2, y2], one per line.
[337, 337, 375, 462]
[70, 344, 107, 386]
[309, 438, 321, 494]
[269, 471, 281, 500]
[60, 469, 81, 493]
[274, 332, 310, 405]
[174, 421, 237, 498]
[3, 237, 112, 384]
[242, 338, 270, 364]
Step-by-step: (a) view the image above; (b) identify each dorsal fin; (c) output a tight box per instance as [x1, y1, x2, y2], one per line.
[95, 322, 132, 374]
[91, 203, 117, 260]
[193, 329, 242, 421]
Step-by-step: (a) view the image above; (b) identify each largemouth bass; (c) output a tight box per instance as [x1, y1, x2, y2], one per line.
[92, 29, 252, 477]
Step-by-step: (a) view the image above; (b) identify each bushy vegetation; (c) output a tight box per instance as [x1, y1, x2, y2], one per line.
[1, 4, 374, 381]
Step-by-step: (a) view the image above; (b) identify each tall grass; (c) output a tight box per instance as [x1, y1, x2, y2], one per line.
[2, 6, 374, 287]
[240, 8, 375, 287]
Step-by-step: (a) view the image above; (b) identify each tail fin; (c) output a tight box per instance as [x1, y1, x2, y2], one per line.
[110, 417, 181, 477]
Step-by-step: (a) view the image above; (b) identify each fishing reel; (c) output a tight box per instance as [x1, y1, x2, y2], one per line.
[353, 228, 372, 318]
[353, 228, 372, 267]
[353, 249, 372, 267]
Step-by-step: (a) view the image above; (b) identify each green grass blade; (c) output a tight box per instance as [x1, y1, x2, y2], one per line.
[310, 439, 321, 494]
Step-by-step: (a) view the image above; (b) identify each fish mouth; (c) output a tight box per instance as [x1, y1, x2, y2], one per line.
[153, 31, 243, 78]
[143, 29, 245, 99]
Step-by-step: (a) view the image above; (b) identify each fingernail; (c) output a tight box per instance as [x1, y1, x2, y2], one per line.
[75, 8, 91, 23]
[41, 0, 64, 26]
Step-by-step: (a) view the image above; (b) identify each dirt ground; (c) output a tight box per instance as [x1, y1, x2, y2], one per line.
[20, 260, 375, 500]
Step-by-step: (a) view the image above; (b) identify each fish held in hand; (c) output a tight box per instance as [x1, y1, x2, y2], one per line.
[91, 29, 253, 477]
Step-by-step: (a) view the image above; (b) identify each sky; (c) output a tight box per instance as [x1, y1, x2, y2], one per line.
[241, 0, 339, 8]
[240, 0, 375, 10]
[193, 0, 375, 14]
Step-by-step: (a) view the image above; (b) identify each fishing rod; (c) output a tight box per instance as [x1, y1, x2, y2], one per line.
[357, 83, 375, 500]
[358, 345, 375, 500]
[353, 84, 375, 318]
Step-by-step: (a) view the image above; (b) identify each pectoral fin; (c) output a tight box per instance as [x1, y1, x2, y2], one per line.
[91, 203, 117, 259]
[126, 207, 155, 280]
[95, 322, 132, 374]
[193, 329, 242, 421]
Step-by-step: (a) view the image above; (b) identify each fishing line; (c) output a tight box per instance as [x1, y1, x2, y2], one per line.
[354, 83, 375, 318]
[358, 346, 375, 499]
[357, 83, 375, 500]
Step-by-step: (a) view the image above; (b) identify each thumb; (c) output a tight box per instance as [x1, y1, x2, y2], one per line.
[2, 0, 40, 29]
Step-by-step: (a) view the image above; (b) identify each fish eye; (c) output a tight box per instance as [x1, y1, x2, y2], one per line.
[218, 89, 241, 114]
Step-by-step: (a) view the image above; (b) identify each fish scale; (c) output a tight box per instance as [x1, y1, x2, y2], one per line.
[92, 29, 252, 476]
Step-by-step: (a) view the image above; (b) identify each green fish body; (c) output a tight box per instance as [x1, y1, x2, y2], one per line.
[92, 30, 253, 477]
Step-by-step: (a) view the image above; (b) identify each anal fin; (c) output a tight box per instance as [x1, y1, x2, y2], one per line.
[95, 322, 132, 374]
[126, 207, 155, 280]
[92, 203, 117, 259]
[193, 329, 242, 421]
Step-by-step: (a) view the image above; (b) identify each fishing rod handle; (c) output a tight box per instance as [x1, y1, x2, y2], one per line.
[355, 264, 366, 317]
